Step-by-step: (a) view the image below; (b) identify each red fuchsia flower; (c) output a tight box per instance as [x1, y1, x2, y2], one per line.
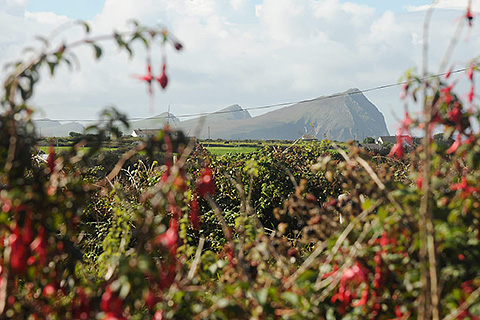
[1, 196, 11, 212]
[465, 6, 475, 27]
[197, 167, 215, 197]
[330, 261, 369, 315]
[157, 64, 168, 89]
[386, 305, 405, 320]
[159, 263, 176, 290]
[30, 226, 47, 265]
[154, 219, 178, 250]
[42, 284, 56, 297]
[373, 252, 383, 290]
[441, 84, 455, 104]
[9, 211, 34, 274]
[9, 228, 28, 274]
[389, 113, 414, 159]
[173, 41, 183, 51]
[144, 290, 157, 310]
[47, 145, 56, 174]
[467, 63, 475, 81]
[447, 102, 463, 124]
[400, 82, 409, 99]
[401, 111, 414, 129]
[100, 286, 124, 318]
[388, 136, 406, 159]
[445, 67, 453, 79]
[446, 135, 462, 154]
[468, 85, 475, 103]
[416, 174, 423, 190]
[102, 312, 126, 320]
[451, 176, 480, 197]
[134, 60, 155, 95]
[189, 197, 201, 230]
[71, 288, 91, 320]
[153, 310, 164, 320]
[456, 281, 480, 320]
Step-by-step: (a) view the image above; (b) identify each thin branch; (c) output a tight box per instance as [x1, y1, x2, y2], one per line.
[442, 285, 480, 320]
[0, 238, 11, 317]
[188, 237, 205, 280]
[420, 2, 440, 319]
[316, 222, 374, 303]
[284, 240, 328, 289]
[355, 156, 404, 214]
[313, 200, 381, 290]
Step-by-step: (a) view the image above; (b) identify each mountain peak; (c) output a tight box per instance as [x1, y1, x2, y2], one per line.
[345, 88, 361, 94]
[217, 104, 251, 120]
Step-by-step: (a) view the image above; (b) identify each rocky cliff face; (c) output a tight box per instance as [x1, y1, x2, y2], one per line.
[180, 88, 389, 141]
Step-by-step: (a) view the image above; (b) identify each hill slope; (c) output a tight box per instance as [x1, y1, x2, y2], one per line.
[178, 89, 389, 141]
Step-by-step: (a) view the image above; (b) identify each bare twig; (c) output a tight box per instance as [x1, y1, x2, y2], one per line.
[313, 200, 381, 290]
[206, 195, 232, 241]
[442, 285, 480, 320]
[316, 222, 374, 302]
[0, 238, 10, 317]
[420, 2, 441, 319]
[355, 156, 404, 213]
[284, 240, 328, 289]
[188, 237, 205, 280]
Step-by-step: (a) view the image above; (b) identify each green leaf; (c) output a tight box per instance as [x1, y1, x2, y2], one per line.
[34, 35, 49, 47]
[281, 292, 299, 306]
[77, 20, 90, 33]
[378, 206, 388, 222]
[62, 57, 72, 70]
[22, 46, 36, 54]
[48, 62, 56, 75]
[256, 288, 268, 306]
[361, 198, 373, 211]
[92, 44, 102, 59]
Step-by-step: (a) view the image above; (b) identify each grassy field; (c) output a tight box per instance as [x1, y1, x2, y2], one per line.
[206, 146, 259, 156]
[37, 146, 119, 153]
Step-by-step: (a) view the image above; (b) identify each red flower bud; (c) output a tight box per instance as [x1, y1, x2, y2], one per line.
[47, 145, 56, 174]
[153, 310, 164, 320]
[189, 197, 201, 230]
[154, 219, 178, 249]
[157, 64, 168, 89]
[173, 42, 183, 51]
[197, 167, 215, 197]
[42, 284, 56, 297]
[100, 286, 123, 315]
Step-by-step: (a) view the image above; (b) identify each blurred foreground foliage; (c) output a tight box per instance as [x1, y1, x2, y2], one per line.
[1, 14, 480, 320]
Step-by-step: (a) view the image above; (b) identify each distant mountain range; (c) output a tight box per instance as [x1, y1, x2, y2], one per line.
[34, 88, 390, 141]
[33, 119, 84, 137]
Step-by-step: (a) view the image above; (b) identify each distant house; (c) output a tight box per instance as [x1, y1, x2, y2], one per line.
[301, 134, 317, 141]
[377, 135, 421, 147]
[359, 143, 383, 151]
[377, 136, 398, 145]
[131, 129, 161, 138]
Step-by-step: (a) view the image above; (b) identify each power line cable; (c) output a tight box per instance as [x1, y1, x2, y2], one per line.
[31, 66, 468, 123]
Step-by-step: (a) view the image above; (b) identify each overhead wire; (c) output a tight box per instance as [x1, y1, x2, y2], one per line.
[31, 66, 469, 123]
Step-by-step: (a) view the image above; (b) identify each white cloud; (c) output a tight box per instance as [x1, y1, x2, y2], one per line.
[230, 0, 245, 11]
[406, 0, 476, 12]
[1, 0, 479, 133]
[1, 0, 25, 16]
[25, 11, 70, 25]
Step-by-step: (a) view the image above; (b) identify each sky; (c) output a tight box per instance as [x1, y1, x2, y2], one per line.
[1, 0, 480, 135]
